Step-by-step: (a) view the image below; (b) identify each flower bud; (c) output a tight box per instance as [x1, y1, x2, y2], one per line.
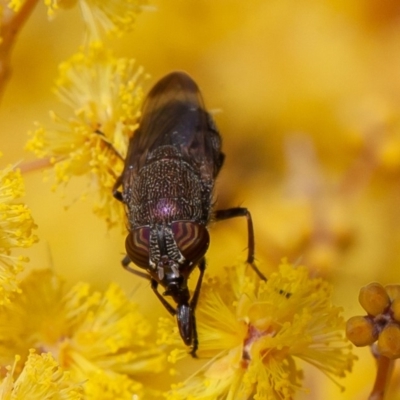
[359, 282, 390, 316]
[390, 297, 400, 323]
[346, 316, 377, 347]
[377, 323, 400, 359]
[385, 284, 400, 302]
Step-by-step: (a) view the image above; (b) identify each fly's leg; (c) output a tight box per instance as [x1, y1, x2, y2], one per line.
[113, 175, 124, 202]
[94, 130, 124, 202]
[214, 207, 266, 280]
[94, 130, 124, 161]
[121, 256, 177, 314]
[188, 258, 206, 357]
[121, 255, 151, 280]
[190, 258, 206, 309]
[150, 279, 177, 316]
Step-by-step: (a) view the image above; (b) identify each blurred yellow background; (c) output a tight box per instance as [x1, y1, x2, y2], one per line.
[2, 0, 400, 398]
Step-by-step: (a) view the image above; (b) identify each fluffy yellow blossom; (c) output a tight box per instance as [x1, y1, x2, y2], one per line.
[44, 0, 147, 38]
[0, 162, 37, 305]
[0, 269, 165, 398]
[159, 261, 355, 400]
[0, 350, 83, 399]
[83, 370, 143, 400]
[26, 43, 147, 228]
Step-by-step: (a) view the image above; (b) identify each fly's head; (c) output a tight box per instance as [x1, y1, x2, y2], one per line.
[125, 220, 209, 273]
[125, 221, 209, 348]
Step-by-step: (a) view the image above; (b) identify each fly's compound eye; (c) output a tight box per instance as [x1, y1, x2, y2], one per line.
[125, 227, 150, 269]
[171, 221, 209, 263]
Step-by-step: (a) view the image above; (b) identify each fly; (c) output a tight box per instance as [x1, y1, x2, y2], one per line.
[113, 71, 264, 356]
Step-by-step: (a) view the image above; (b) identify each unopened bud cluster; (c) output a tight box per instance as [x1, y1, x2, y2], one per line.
[346, 282, 400, 359]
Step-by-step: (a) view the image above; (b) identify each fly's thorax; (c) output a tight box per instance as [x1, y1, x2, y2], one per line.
[127, 145, 214, 227]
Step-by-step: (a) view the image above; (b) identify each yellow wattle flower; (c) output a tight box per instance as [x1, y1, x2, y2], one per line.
[44, 0, 147, 39]
[0, 162, 38, 305]
[0, 350, 83, 400]
[83, 370, 142, 400]
[26, 42, 148, 228]
[0, 269, 166, 398]
[159, 261, 356, 400]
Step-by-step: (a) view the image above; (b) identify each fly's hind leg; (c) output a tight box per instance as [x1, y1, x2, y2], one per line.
[214, 207, 266, 280]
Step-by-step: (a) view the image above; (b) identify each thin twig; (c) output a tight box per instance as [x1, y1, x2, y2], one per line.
[0, 0, 40, 100]
[19, 157, 52, 173]
[368, 355, 394, 400]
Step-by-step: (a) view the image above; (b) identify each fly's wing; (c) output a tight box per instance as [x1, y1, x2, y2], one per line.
[123, 71, 224, 186]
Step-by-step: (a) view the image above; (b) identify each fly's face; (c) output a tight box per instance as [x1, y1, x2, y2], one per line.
[125, 221, 210, 283]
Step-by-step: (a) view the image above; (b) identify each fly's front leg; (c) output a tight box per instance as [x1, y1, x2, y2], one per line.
[150, 279, 177, 316]
[214, 207, 266, 280]
[189, 258, 206, 357]
[190, 258, 206, 310]
[121, 256, 177, 315]
[121, 255, 152, 280]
